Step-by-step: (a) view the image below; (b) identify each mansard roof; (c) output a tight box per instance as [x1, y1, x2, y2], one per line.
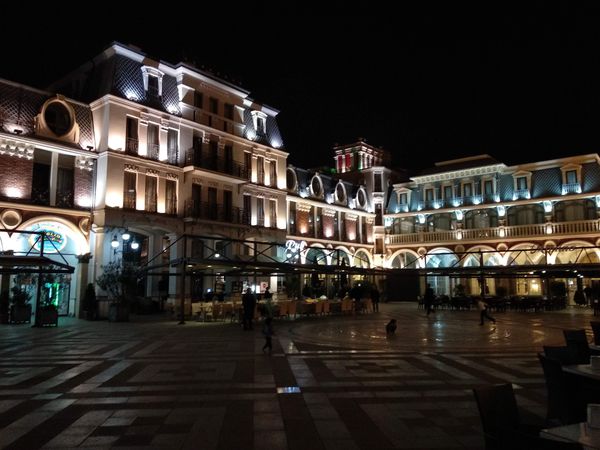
[0, 78, 95, 150]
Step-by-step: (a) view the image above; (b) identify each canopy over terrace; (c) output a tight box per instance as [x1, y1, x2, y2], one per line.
[140, 234, 387, 278]
[0, 229, 76, 327]
[400, 245, 600, 279]
[139, 234, 387, 322]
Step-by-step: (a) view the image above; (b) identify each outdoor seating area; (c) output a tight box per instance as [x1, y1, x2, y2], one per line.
[168, 297, 375, 322]
[419, 295, 569, 313]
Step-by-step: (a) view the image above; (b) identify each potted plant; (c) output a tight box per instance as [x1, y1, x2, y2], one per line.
[82, 283, 97, 320]
[96, 260, 135, 322]
[9, 285, 32, 324]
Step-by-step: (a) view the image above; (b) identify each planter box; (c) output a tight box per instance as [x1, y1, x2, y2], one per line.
[39, 308, 58, 327]
[9, 304, 32, 324]
[108, 303, 129, 322]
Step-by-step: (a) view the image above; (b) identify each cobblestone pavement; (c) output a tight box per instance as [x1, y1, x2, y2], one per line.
[0, 303, 595, 449]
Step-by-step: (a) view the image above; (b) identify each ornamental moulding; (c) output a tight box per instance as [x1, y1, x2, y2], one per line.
[146, 169, 159, 176]
[296, 203, 312, 213]
[124, 164, 139, 172]
[0, 139, 34, 160]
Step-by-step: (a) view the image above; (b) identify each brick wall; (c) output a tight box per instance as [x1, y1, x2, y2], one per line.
[322, 214, 334, 238]
[297, 208, 309, 235]
[0, 155, 33, 199]
[74, 168, 93, 208]
[345, 217, 357, 241]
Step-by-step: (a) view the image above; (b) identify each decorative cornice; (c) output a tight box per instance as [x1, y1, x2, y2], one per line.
[345, 213, 358, 221]
[411, 164, 506, 184]
[166, 172, 179, 180]
[323, 209, 337, 217]
[146, 168, 159, 176]
[192, 177, 203, 184]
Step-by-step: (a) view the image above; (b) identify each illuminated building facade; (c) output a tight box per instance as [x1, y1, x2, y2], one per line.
[50, 42, 288, 305]
[384, 154, 600, 302]
[0, 79, 96, 317]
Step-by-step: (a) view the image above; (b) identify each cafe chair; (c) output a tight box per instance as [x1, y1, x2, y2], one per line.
[473, 383, 581, 449]
[590, 321, 600, 346]
[538, 353, 585, 425]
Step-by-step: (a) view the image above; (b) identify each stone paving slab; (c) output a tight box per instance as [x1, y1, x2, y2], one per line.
[0, 303, 595, 449]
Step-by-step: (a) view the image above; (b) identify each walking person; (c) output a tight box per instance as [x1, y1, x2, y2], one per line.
[477, 297, 496, 325]
[424, 283, 435, 315]
[242, 287, 256, 330]
[262, 317, 274, 354]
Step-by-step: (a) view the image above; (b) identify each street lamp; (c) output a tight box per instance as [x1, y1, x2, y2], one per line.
[111, 230, 140, 256]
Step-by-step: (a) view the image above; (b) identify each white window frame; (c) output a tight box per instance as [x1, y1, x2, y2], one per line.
[334, 181, 347, 204]
[286, 167, 298, 192]
[251, 110, 268, 134]
[560, 163, 581, 185]
[141, 66, 165, 96]
[512, 170, 532, 199]
[309, 174, 324, 198]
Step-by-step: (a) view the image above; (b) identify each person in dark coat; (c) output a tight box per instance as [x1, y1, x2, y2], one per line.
[242, 288, 256, 330]
[424, 283, 435, 315]
[371, 286, 380, 312]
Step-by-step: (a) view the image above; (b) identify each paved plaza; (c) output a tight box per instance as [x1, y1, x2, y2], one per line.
[0, 303, 595, 449]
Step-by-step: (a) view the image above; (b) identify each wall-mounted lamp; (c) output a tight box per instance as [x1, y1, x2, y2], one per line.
[111, 235, 119, 249]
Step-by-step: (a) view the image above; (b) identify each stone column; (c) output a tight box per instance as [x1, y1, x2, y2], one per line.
[76, 253, 92, 318]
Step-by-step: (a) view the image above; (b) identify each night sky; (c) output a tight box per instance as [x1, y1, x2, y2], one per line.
[4, 7, 600, 173]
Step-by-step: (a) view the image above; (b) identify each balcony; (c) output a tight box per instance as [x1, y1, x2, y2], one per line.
[386, 218, 600, 245]
[191, 109, 238, 135]
[185, 149, 247, 179]
[513, 189, 530, 200]
[147, 143, 160, 161]
[185, 200, 246, 225]
[562, 182, 581, 195]
[125, 138, 139, 155]
[55, 191, 74, 209]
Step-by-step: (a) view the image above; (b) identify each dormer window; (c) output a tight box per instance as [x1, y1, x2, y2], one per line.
[310, 175, 323, 198]
[356, 187, 367, 209]
[512, 170, 532, 200]
[148, 76, 159, 97]
[251, 110, 267, 135]
[560, 164, 582, 194]
[335, 182, 347, 204]
[141, 66, 164, 97]
[286, 168, 297, 191]
[393, 187, 412, 213]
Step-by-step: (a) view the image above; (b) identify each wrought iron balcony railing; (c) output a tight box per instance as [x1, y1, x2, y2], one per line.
[185, 200, 247, 225]
[185, 148, 247, 178]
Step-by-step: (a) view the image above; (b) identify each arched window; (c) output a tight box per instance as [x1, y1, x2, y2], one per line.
[554, 200, 596, 222]
[465, 209, 498, 229]
[506, 204, 544, 226]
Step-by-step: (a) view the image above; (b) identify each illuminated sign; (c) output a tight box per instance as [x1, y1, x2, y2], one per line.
[285, 240, 306, 261]
[27, 222, 68, 253]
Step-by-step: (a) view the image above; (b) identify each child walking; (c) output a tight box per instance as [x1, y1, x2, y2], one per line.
[262, 317, 274, 354]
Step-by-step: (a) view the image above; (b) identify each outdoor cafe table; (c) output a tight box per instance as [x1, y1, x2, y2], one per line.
[540, 422, 600, 449]
[563, 364, 600, 382]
